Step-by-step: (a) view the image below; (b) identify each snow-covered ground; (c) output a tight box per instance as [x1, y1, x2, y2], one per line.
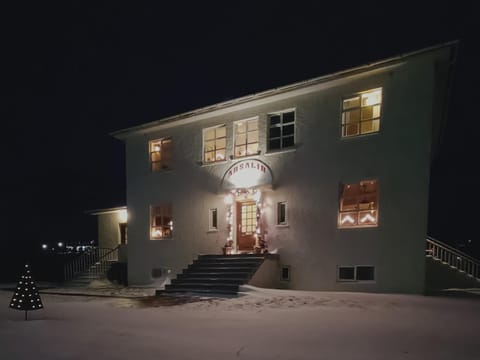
[1, 286, 479, 359]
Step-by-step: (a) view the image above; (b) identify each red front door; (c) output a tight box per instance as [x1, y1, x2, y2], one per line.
[236, 201, 257, 251]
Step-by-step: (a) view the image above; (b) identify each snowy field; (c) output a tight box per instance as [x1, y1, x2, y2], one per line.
[1, 286, 479, 360]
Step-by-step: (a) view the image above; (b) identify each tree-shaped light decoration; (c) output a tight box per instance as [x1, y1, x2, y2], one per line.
[9, 264, 43, 320]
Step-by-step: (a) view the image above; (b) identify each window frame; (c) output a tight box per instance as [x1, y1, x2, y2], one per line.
[337, 265, 375, 282]
[277, 201, 288, 226]
[341, 88, 382, 138]
[338, 180, 379, 229]
[203, 124, 227, 164]
[150, 204, 173, 240]
[208, 208, 218, 231]
[267, 109, 296, 152]
[149, 138, 173, 172]
[233, 116, 260, 159]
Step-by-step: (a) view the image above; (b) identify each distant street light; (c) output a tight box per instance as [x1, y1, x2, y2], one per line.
[41, 244, 47, 250]
[57, 242, 64, 248]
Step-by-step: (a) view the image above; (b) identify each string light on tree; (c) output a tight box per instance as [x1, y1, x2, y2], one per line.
[9, 264, 44, 320]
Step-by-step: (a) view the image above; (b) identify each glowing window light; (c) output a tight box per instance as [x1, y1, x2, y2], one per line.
[341, 215, 355, 225]
[151, 229, 162, 238]
[359, 213, 376, 223]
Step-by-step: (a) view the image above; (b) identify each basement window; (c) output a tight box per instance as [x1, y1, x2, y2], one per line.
[337, 265, 375, 282]
[281, 266, 290, 281]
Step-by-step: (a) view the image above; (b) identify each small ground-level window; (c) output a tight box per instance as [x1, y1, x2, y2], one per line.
[150, 204, 173, 240]
[337, 265, 375, 282]
[209, 208, 218, 231]
[281, 266, 290, 281]
[277, 202, 287, 225]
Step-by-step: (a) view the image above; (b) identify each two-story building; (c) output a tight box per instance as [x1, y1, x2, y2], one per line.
[111, 42, 456, 293]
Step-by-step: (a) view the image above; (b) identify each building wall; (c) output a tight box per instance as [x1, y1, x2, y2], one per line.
[98, 213, 122, 249]
[124, 47, 452, 293]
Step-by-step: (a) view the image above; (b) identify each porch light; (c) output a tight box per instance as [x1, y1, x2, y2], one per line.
[119, 209, 128, 223]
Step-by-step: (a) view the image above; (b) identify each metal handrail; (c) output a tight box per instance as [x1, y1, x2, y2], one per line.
[426, 237, 480, 280]
[64, 246, 119, 281]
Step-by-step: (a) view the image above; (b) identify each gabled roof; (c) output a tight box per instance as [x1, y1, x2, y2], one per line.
[111, 41, 458, 140]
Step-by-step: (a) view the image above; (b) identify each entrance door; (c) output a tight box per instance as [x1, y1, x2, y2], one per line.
[236, 201, 257, 251]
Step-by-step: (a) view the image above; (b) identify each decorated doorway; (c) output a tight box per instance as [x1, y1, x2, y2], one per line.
[236, 201, 257, 251]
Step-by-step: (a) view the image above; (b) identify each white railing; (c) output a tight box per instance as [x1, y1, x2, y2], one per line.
[426, 236, 480, 280]
[63, 247, 119, 281]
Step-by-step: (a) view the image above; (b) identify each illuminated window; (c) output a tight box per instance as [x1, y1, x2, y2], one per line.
[341, 88, 382, 137]
[208, 208, 218, 231]
[150, 204, 173, 240]
[149, 138, 173, 171]
[338, 180, 378, 228]
[203, 125, 226, 163]
[234, 118, 259, 158]
[268, 110, 295, 151]
[277, 202, 287, 225]
[337, 266, 375, 281]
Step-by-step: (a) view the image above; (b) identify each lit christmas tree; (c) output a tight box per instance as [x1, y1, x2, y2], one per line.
[9, 264, 43, 320]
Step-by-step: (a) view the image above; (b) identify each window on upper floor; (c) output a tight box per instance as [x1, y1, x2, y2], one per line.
[149, 138, 173, 171]
[150, 204, 173, 240]
[234, 118, 259, 158]
[338, 180, 378, 228]
[203, 125, 226, 163]
[341, 88, 382, 138]
[268, 110, 295, 151]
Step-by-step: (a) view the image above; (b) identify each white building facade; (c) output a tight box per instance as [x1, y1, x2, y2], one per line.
[112, 43, 455, 294]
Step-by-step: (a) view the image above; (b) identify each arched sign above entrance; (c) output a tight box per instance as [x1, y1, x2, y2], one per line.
[221, 159, 273, 190]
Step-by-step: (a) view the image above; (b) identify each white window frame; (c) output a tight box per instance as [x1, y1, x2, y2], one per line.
[337, 265, 375, 282]
[208, 208, 218, 231]
[203, 124, 227, 164]
[338, 180, 378, 229]
[267, 109, 296, 152]
[149, 138, 173, 172]
[233, 116, 260, 159]
[341, 88, 382, 138]
[276, 201, 288, 226]
[150, 204, 173, 240]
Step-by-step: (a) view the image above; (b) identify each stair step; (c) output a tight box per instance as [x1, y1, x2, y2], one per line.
[178, 272, 251, 278]
[185, 266, 256, 272]
[161, 288, 238, 295]
[190, 261, 262, 267]
[166, 283, 239, 291]
[199, 255, 264, 260]
[172, 278, 245, 285]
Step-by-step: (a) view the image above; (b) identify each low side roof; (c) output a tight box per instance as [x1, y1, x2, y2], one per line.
[111, 41, 458, 140]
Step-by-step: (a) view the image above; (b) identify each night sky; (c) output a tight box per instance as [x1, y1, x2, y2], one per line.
[1, 1, 479, 262]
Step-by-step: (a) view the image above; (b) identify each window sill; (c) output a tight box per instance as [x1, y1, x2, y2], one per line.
[230, 153, 261, 161]
[276, 224, 290, 228]
[150, 238, 174, 241]
[337, 225, 378, 230]
[340, 131, 380, 141]
[207, 229, 218, 233]
[337, 280, 376, 283]
[264, 147, 297, 156]
[151, 168, 174, 174]
[200, 160, 228, 167]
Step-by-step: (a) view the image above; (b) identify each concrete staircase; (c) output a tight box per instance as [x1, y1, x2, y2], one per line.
[160, 254, 265, 295]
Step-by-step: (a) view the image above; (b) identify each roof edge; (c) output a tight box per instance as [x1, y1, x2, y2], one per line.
[85, 206, 127, 215]
[111, 40, 459, 140]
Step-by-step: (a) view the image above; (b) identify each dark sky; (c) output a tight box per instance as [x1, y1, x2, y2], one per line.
[1, 1, 479, 258]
